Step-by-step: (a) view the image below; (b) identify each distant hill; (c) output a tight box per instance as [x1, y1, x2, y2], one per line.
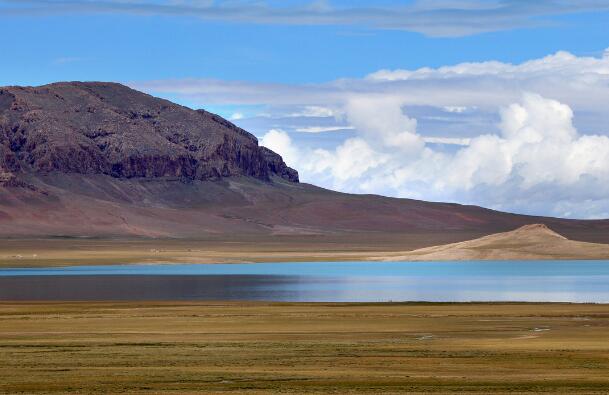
[1, 82, 609, 246]
[381, 224, 609, 260]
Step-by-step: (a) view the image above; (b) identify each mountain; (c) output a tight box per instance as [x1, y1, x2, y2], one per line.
[380, 224, 609, 260]
[0, 82, 297, 184]
[1, 82, 609, 248]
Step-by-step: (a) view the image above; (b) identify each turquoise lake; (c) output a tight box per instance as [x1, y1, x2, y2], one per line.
[1, 260, 608, 302]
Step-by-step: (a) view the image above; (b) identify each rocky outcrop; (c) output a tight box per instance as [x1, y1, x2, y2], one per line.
[260, 147, 299, 183]
[0, 82, 298, 183]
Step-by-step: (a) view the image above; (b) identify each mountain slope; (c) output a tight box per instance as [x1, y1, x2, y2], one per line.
[0, 82, 297, 183]
[381, 224, 609, 260]
[1, 82, 609, 245]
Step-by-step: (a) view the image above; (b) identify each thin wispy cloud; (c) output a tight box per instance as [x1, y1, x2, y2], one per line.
[295, 125, 354, 133]
[133, 49, 609, 117]
[52, 56, 83, 65]
[3, 0, 609, 37]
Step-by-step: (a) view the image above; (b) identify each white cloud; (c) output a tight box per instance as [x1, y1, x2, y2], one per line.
[344, 96, 423, 154]
[366, 50, 609, 83]
[288, 106, 338, 118]
[305, 138, 389, 188]
[136, 48, 609, 218]
[443, 106, 470, 113]
[230, 112, 244, 120]
[263, 94, 609, 218]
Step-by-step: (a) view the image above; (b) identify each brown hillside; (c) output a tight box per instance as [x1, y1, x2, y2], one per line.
[1, 82, 609, 247]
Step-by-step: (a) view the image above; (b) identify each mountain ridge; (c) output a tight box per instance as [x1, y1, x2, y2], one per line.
[1, 81, 609, 246]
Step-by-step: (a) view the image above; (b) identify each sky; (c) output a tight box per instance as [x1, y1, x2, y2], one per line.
[2, 0, 609, 218]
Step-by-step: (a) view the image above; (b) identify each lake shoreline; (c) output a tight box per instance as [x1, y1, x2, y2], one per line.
[1, 300, 608, 305]
[2, 261, 609, 302]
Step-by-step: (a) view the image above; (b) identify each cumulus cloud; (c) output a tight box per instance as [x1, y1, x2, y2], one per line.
[134, 48, 609, 218]
[5, 0, 609, 37]
[262, 94, 609, 218]
[344, 96, 423, 154]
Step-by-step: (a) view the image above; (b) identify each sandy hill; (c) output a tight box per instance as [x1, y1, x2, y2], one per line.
[381, 224, 609, 261]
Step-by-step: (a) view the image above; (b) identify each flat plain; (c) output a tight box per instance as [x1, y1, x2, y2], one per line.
[3, 224, 609, 268]
[1, 302, 609, 394]
[0, 233, 484, 267]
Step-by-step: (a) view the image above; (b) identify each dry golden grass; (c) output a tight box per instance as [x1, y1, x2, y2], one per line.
[1, 302, 609, 393]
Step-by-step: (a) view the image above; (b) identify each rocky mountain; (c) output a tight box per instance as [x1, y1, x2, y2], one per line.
[1, 82, 609, 246]
[0, 82, 298, 184]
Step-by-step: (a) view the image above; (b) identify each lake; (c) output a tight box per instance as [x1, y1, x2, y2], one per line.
[1, 260, 609, 302]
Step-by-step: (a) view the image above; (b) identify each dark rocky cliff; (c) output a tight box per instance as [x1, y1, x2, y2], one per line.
[0, 82, 298, 183]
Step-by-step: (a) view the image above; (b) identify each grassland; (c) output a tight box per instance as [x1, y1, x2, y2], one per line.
[1, 302, 609, 393]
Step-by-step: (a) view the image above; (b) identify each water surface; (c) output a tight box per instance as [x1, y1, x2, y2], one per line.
[1, 260, 608, 302]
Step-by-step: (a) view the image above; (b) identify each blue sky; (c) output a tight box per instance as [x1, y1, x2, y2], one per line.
[2, 1, 609, 86]
[2, 0, 609, 218]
